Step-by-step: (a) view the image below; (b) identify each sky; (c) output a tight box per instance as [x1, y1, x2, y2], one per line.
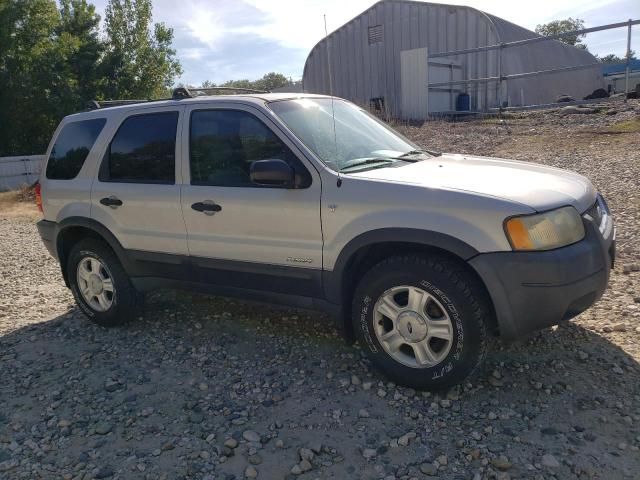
[90, 0, 640, 86]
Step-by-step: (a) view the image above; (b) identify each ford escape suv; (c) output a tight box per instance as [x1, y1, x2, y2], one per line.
[36, 88, 615, 389]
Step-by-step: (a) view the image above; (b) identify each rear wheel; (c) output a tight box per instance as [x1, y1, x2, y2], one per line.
[352, 254, 490, 390]
[67, 238, 139, 327]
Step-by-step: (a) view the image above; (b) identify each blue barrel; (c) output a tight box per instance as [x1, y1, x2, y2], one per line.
[456, 93, 470, 111]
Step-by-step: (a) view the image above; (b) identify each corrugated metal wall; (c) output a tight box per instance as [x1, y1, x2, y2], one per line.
[0, 156, 43, 191]
[303, 0, 603, 117]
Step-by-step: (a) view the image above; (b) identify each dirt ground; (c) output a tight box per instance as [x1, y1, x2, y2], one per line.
[1, 99, 639, 480]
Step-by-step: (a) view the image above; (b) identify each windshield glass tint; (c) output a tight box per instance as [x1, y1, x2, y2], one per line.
[268, 98, 416, 172]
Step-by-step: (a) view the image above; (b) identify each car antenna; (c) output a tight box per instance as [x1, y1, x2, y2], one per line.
[324, 14, 341, 187]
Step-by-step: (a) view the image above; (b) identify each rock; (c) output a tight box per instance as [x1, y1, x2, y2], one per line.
[398, 432, 416, 446]
[557, 94, 575, 103]
[488, 376, 504, 387]
[94, 423, 112, 435]
[436, 454, 448, 466]
[541, 454, 561, 468]
[362, 448, 377, 460]
[358, 409, 370, 418]
[299, 448, 314, 461]
[94, 466, 114, 479]
[248, 454, 262, 465]
[275, 439, 284, 448]
[161, 441, 175, 451]
[309, 441, 322, 454]
[351, 375, 361, 385]
[242, 430, 261, 443]
[104, 379, 119, 392]
[291, 464, 302, 475]
[245, 465, 258, 478]
[300, 459, 312, 472]
[224, 438, 238, 449]
[377, 389, 387, 398]
[491, 456, 512, 471]
[420, 463, 438, 476]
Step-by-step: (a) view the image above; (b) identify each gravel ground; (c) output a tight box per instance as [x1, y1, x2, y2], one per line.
[1, 99, 639, 480]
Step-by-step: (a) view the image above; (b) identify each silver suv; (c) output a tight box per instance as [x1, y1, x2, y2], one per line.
[36, 89, 615, 389]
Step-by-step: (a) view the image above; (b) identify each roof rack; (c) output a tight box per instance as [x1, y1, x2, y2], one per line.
[173, 86, 269, 98]
[86, 86, 269, 110]
[86, 99, 160, 110]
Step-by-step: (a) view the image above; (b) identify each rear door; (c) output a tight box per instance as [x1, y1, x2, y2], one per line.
[91, 106, 188, 257]
[179, 102, 323, 296]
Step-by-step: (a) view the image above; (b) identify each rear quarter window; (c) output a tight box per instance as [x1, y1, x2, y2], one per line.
[46, 119, 106, 180]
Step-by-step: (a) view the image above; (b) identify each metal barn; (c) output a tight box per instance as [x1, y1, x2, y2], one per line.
[302, 0, 604, 118]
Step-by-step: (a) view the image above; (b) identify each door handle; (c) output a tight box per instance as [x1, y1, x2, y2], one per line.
[191, 201, 222, 215]
[100, 196, 123, 208]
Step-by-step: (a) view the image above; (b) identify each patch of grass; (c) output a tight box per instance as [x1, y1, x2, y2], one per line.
[604, 117, 640, 133]
[0, 188, 39, 220]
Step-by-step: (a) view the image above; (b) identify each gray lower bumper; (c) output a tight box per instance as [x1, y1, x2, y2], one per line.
[36, 219, 58, 259]
[470, 220, 614, 339]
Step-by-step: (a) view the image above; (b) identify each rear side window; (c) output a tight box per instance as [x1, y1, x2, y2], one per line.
[46, 119, 106, 180]
[100, 111, 178, 184]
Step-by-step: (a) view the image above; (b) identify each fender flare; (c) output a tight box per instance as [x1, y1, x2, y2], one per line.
[55, 217, 134, 284]
[323, 228, 480, 304]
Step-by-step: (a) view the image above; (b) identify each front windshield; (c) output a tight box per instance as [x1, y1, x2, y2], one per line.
[268, 98, 417, 172]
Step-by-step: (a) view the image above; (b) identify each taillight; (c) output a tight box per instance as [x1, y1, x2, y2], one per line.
[34, 182, 43, 213]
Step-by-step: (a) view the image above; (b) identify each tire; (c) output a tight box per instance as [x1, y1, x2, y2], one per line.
[352, 254, 490, 390]
[67, 238, 140, 327]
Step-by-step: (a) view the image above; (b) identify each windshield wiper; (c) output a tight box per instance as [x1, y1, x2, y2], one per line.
[398, 149, 442, 160]
[339, 158, 395, 172]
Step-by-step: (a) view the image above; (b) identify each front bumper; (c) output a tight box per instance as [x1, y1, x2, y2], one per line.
[470, 212, 614, 339]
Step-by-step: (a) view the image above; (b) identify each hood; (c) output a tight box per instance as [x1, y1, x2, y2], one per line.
[350, 153, 596, 213]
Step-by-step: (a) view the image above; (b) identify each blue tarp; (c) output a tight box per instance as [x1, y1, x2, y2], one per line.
[602, 59, 640, 76]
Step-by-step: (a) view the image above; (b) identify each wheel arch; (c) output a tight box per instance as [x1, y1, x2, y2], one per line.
[324, 229, 498, 340]
[56, 217, 131, 286]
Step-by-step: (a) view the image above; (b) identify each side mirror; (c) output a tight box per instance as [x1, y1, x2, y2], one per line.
[250, 159, 295, 188]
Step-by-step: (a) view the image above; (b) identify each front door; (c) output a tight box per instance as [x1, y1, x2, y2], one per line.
[179, 103, 323, 296]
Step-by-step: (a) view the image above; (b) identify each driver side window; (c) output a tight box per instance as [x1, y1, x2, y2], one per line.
[189, 109, 310, 187]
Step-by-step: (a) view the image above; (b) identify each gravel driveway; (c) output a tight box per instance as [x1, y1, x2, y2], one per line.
[1, 100, 639, 479]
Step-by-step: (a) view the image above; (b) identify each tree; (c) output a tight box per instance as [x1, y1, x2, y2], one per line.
[535, 18, 587, 49]
[49, 1, 103, 119]
[598, 51, 637, 64]
[254, 72, 290, 91]
[0, 0, 183, 156]
[0, 0, 60, 155]
[101, 0, 182, 100]
[199, 72, 292, 92]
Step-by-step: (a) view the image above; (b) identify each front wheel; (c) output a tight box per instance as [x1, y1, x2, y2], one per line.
[352, 254, 491, 390]
[67, 238, 140, 327]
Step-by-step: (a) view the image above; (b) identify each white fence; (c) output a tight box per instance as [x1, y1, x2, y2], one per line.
[0, 155, 45, 191]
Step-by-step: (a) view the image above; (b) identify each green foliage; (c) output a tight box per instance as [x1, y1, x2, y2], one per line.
[535, 18, 586, 48]
[598, 51, 637, 64]
[200, 72, 293, 92]
[0, 0, 182, 156]
[101, 0, 181, 100]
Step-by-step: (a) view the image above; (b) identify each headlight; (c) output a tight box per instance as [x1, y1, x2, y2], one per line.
[504, 206, 585, 251]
